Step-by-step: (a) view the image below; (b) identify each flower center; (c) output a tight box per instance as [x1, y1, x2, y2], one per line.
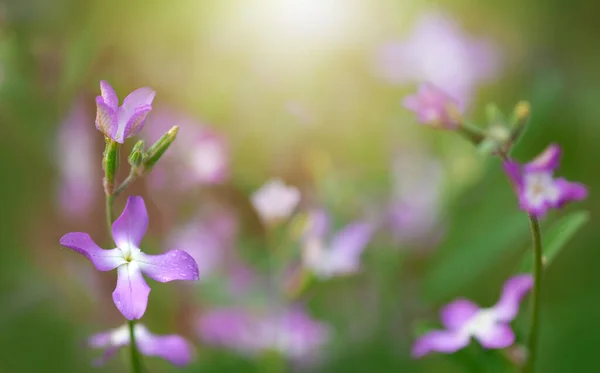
[462, 309, 497, 337]
[524, 172, 559, 207]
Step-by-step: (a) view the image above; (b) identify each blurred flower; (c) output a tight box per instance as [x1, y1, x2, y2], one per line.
[144, 108, 229, 190]
[375, 11, 502, 106]
[503, 144, 588, 217]
[165, 211, 237, 281]
[55, 98, 98, 218]
[302, 209, 373, 279]
[59, 196, 199, 319]
[388, 149, 445, 246]
[95, 80, 156, 143]
[412, 274, 533, 358]
[403, 83, 462, 129]
[198, 306, 330, 361]
[251, 179, 301, 224]
[88, 323, 194, 366]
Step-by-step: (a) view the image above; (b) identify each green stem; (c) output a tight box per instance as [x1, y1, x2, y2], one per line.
[105, 194, 114, 240]
[128, 320, 144, 373]
[523, 215, 543, 373]
[114, 171, 138, 197]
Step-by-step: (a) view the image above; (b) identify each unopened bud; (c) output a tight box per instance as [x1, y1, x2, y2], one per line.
[143, 126, 178, 172]
[128, 140, 145, 169]
[102, 138, 119, 195]
[514, 101, 531, 125]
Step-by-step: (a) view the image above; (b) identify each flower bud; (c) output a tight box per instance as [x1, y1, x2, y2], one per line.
[143, 126, 179, 172]
[128, 140, 145, 169]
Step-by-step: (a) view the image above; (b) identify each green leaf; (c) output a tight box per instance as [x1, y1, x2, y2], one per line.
[517, 211, 589, 272]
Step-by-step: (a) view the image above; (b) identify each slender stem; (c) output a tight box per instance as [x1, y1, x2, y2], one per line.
[114, 171, 137, 197]
[128, 320, 143, 373]
[105, 194, 114, 240]
[523, 214, 543, 373]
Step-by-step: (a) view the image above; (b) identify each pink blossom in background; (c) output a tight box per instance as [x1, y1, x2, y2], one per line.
[375, 11, 502, 106]
[251, 179, 301, 225]
[56, 98, 98, 219]
[403, 83, 463, 129]
[198, 306, 330, 361]
[143, 108, 229, 191]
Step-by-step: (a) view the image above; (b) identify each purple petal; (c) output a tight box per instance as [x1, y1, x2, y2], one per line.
[122, 87, 156, 111]
[491, 274, 533, 321]
[95, 97, 118, 140]
[112, 263, 150, 320]
[440, 298, 480, 330]
[119, 105, 152, 140]
[304, 208, 330, 239]
[329, 222, 373, 262]
[474, 323, 515, 349]
[554, 178, 588, 207]
[100, 81, 119, 110]
[59, 232, 125, 271]
[502, 160, 523, 191]
[524, 144, 561, 173]
[136, 250, 199, 282]
[412, 330, 470, 358]
[136, 329, 194, 366]
[112, 196, 149, 251]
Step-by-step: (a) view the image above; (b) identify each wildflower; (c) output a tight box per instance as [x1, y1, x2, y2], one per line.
[59, 196, 199, 319]
[251, 179, 301, 224]
[504, 144, 588, 217]
[95, 80, 156, 143]
[412, 274, 533, 358]
[88, 323, 194, 366]
[198, 306, 330, 361]
[375, 11, 501, 106]
[403, 83, 462, 129]
[302, 209, 373, 279]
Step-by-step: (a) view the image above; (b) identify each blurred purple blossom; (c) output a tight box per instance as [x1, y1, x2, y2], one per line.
[198, 306, 330, 361]
[56, 98, 98, 218]
[95, 81, 156, 143]
[375, 11, 502, 106]
[88, 323, 194, 366]
[144, 108, 229, 190]
[403, 83, 462, 129]
[59, 196, 199, 319]
[504, 144, 588, 217]
[302, 209, 373, 279]
[412, 274, 533, 358]
[251, 179, 301, 225]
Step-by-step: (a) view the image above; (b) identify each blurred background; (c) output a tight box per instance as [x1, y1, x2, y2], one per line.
[0, 0, 598, 372]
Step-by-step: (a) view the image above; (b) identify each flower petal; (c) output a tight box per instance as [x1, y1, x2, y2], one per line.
[122, 87, 156, 111]
[440, 298, 480, 330]
[412, 330, 470, 358]
[328, 222, 373, 273]
[112, 263, 150, 320]
[474, 323, 515, 349]
[136, 250, 199, 282]
[95, 97, 118, 140]
[59, 232, 125, 271]
[136, 326, 194, 366]
[112, 196, 149, 252]
[554, 178, 588, 207]
[503, 160, 523, 192]
[304, 208, 330, 239]
[525, 144, 561, 173]
[100, 81, 119, 110]
[120, 105, 152, 140]
[491, 274, 533, 322]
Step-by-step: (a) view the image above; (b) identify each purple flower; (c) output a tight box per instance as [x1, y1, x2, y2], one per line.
[59, 196, 199, 319]
[412, 274, 533, 358]
[403, 83, 462, 129]
[88, 323, 194, 366]
[302, 209, 373, 279]
[55, 97, 98, 218]
[375, 11, 502, 106]
[251, 179, 301, 224]
[95, 80, 156, 143]
[504, 144, 588, 217]
[198, 306, 330, 361]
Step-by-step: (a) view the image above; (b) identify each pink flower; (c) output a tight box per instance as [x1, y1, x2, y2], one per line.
[95, 81, 156, 143]
[88, 323, 194, 366]
[504, 144, 588, 217]
[251, 179, 301, 224]
[403, 83, 462, 129]
[413, 275, 533, 358]
[59, 196, 199, 319]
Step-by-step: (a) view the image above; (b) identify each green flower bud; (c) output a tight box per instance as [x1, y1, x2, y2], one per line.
[143, 126, 179, 172]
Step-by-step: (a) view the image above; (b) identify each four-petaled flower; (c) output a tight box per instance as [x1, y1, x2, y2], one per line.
[302, 209, 373, 279]
[412, 274, 533, 358]
[88, 323, 194, 366]
[504, 144, 588, 217]
[95, 80, 156, 143]
[251, 179, 301, 224]
[59, 196, 199, 320]
[403, 83, 463, 129]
